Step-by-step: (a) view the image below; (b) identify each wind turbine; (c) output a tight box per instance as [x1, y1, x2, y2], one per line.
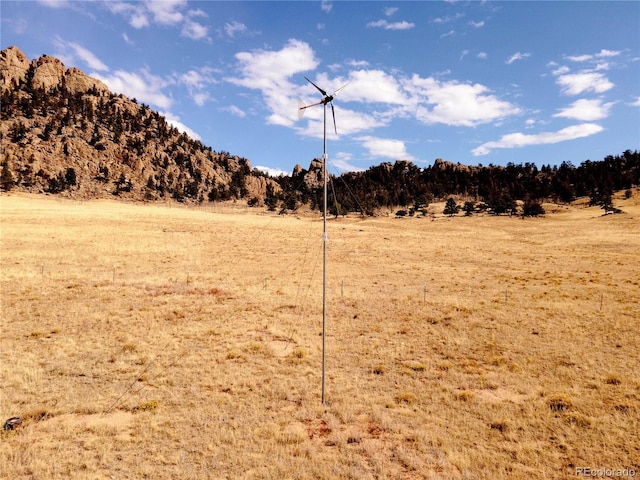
[298, 76, 349, 405]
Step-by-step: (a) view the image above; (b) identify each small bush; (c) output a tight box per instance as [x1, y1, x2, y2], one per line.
[395, 392, 418, 405]
[547, 394, 573, 412]
[286, 347, 307, 365]
[489, 421, 509, 432]
[407, 361, 426, 372]
[565, 413, 592, 428]
[133, 399, 158, 413]
[226, 349, 244, 360]
[456, 390, 475, 402]
[604, 374, 622, 385]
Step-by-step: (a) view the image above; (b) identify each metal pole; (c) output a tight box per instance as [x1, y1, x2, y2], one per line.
[322, 103, 328, 405]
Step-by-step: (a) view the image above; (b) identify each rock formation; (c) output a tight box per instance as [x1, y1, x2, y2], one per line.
[0, 46, 279, 203]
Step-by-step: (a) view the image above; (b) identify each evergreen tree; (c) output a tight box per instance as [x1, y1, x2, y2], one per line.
[443, 197, 460, 216]
[522, 197, 545, 217]
[1, 163, 14, 191]
[463, 201, 475, 216]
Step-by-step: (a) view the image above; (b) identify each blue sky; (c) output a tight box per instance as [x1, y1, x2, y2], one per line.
[2, 1, 639, 176]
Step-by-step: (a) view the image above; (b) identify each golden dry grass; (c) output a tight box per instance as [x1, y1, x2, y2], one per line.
[1, 192, 639, 479]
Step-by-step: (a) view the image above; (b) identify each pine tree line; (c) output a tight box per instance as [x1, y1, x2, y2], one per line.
[271, 152, 639, 216]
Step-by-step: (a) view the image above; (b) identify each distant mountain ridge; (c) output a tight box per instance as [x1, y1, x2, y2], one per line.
[0, 46, 277, 203]
[1, 46, 638, 216]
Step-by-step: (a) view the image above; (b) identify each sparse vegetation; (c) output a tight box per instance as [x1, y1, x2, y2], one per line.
[1, 192, 639, 479]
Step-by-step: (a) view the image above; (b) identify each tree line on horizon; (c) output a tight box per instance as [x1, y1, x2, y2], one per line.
[268, 150, 639, 217]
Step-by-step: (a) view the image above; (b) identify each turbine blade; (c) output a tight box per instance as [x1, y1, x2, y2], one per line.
[304, 76, 327, 96]
[330, 102, 337, 135]
[298, 98, 306, 120]
[299, 100, 323, 110]
[333, 81, 350, 96]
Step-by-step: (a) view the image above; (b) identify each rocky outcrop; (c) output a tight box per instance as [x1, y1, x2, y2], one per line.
[31, 55, 65, 91]
[0, 46, 29, 90]
[1, 46, 110, 95]
[0, 46, 279, 204]
[433, 158, 472, 173]
[303, 158, 324, 190]
[65, 67, 109, 94]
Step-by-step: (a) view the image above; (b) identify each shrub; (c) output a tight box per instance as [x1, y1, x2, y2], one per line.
[395, 392, 418, 405]
[547, 394, 573, 412]
[522, 198, 545, 217]
[133, 400, 158, 413]
[0, 163, 14, 191]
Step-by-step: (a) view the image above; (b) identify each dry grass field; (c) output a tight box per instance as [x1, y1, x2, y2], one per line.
[1, 192, 639, 479]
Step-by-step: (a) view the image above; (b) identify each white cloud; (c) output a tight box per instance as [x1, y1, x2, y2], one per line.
[553, 98, 614, 121]
[341, 69, 410, 105]
[405, 75, 521, 127]
[227, 40, 319, 127]
[384, 7, 399, 17]
[106, 0, 209, 41]
[470, 20, 484, 28]
[145, 0, 185, 25]
[321, 1, 332, 13]
[555, 71, 614, 95]
[566, 54, 592, 63]
[130, 12, 150, 29]
[179, 69, 207, 90]
[367, 19, 415, 30]
[221, 105, 247, 118]
[228, 41, 521, 141]
[472, 123, 604, 156]
[254, 165, 288, 177]
[182, 20, 209, 41]
[596, 49, 621, 58]
[329, 152, 364, 173]
[552, 65, 570, 76]
[192, 93, 209, 106]
[37, 0, 70, 8]
[159, 110, 200, 140]
[477, 52, 488, 60]
[565, 49, 620, 63]
[630, 97, 640, 107]
[54, 39, 109, 71]
[224, 21, 247, 38]
[432, 13, 464, 24]
[92, 68, 173, 110]
[346, 59, 370, 68]
[356, 136, 414, 160]
[506, 52, 531, 64]
[230, 39, 318, 89]
[177, 67, 218, 105]
[297, 105, 384, 139]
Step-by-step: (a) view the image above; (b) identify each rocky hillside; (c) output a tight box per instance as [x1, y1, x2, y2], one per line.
[0, 46, 278, 203]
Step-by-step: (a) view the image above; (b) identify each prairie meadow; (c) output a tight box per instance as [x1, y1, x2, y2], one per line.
[1, 192, 639, 479]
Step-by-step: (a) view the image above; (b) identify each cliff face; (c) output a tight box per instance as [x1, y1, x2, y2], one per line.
[0, 46, 279, 203]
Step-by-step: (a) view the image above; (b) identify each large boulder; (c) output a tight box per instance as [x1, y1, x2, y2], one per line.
[0, 46, 30, 91]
